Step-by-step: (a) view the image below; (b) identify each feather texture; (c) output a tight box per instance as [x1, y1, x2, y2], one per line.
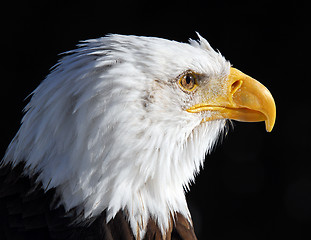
[2, 34, 230, 238]
[0, 163, 197, 240]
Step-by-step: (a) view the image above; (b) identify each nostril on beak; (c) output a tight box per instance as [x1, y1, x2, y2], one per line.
[230, 80, 243, 95]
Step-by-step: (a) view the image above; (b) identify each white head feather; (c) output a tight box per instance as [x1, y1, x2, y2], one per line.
[3, 34, 230, 238]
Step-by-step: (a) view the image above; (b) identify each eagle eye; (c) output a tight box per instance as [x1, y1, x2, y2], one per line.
[179, 71, 198, 92]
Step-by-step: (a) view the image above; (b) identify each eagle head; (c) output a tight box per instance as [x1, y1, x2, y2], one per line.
[3, 34, 276, 238]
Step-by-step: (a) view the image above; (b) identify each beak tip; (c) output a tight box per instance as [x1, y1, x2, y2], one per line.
[265, 114, 276, 132]
[266, 126, 273, 132]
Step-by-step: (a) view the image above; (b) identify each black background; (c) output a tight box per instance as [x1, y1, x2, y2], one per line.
[1, 1, 310, 239]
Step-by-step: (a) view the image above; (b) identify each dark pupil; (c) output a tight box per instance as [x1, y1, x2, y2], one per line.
[186, 75, 192, 84]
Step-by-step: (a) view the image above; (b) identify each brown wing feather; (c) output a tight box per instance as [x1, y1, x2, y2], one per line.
[143, 212, 197, 240]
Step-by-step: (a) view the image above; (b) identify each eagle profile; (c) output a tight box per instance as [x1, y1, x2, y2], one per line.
[0, 34, 276, 239]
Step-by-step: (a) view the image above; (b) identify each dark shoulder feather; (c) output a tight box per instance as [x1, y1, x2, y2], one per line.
[0, 163, 197, 240]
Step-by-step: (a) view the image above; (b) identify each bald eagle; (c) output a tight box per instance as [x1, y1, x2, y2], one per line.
[0, 34, 275, 240]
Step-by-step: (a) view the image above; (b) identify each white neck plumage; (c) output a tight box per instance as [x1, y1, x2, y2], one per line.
[2, 34, 229, 239]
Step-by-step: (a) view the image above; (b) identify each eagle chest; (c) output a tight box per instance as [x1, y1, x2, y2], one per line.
[0, 163, 197, 240]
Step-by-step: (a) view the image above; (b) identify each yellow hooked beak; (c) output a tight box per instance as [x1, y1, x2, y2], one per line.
[187, 68, 276, 132]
